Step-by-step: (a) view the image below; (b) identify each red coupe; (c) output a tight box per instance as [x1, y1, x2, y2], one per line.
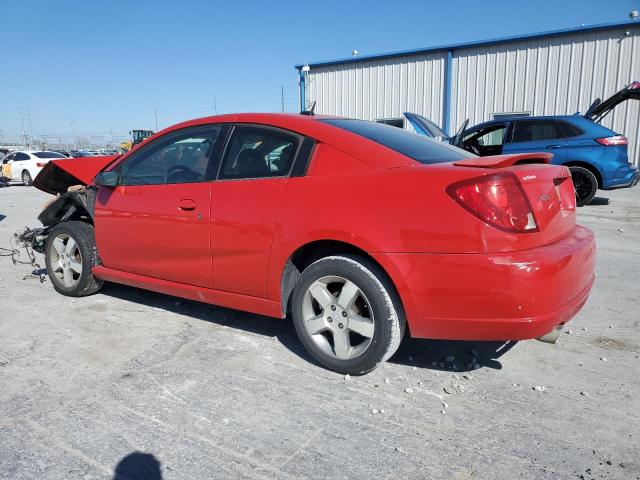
[32, 113, 596, 374]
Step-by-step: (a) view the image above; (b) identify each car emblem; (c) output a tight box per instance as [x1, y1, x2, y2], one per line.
[540, 193, 551, 201]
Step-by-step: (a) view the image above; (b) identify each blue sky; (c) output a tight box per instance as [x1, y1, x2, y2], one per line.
[0, 0, 637, 145]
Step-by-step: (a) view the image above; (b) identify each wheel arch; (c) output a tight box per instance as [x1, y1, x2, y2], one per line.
[563, 160, 603, 189]
[279, 239, 405, 322]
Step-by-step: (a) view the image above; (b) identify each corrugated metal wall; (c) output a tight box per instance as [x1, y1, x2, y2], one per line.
[451, 25, 640, 166]
[305, 24, 640, 166]
[307, 51, 446, 127]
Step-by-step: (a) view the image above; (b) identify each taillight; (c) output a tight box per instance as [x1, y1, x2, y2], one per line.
[595, 135, 627, 146]
[36, 162, 47, 167]
[446, 173, 538, 233]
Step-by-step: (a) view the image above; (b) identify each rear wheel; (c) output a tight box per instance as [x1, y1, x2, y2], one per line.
[45, 221, 103, 297]
[291, 255, 405, 375]
[22, 170, 32, 186]
[569, 166, 597, 207]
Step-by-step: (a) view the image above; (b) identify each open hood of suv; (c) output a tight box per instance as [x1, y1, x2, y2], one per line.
[33, 155, 118, 195]
[584, 81, 640, 122]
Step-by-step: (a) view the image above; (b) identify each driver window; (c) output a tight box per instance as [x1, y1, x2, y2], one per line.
[120, 126, 223, 186]
[462, 124, 507, 156]
[475, 126, 506, 146]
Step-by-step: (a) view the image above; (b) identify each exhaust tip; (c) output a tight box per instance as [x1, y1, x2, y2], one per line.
[536, 326, 563, 344]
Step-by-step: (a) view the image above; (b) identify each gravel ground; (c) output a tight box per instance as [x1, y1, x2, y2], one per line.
[1, 184, 639, 480]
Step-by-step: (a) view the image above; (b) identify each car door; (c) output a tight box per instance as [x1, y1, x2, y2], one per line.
[403, 112, 451, 141]
[502, 119, 568, 163]
[460, 123, 508, 156]
[2, 153, 15, 180]
[210, 124, 305, 298]
[93, 124, 228, 287]
[11, 152, 31, 181]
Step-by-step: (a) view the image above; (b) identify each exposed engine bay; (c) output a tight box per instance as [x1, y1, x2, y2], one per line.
[15, 185, 96, 254]
[12, 155, 114, 255]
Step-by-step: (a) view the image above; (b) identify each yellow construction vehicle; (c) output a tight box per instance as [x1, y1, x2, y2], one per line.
[119, 129, 154, 153]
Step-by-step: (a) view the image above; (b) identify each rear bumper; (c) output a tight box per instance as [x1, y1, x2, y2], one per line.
[372, 226, 596, 341]
[603, 165, 639, 189]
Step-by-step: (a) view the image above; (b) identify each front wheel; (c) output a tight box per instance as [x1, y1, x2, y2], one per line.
[291, 255, 405, 375]
[45, 221, 103, 297]
[569, 166, 598, 207]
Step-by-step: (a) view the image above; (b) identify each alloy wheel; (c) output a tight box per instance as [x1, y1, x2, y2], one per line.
[49, 233, 83, 288]
[301, 275, 375, 360]
[572, 171, 592, 203]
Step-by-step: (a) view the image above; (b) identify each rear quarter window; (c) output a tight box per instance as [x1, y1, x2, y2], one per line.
[558, 121, 584, 137]
[321, 119, 474, 164]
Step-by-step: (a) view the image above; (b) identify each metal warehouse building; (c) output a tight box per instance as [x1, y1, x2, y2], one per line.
[295, 21, 640, 166]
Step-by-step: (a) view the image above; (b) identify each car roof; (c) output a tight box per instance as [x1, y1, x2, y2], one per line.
[126, 113, 415, 170]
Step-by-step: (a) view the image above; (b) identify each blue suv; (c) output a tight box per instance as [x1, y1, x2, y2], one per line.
[406, 81, 640, 206]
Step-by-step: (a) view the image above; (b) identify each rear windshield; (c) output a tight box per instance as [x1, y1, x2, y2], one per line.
[321, 119, 474, 164]
[33, 151, 65, 159]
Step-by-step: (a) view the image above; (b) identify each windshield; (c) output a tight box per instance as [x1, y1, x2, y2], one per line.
[321, 119, 474, 164]
[33, 151, 66, 159]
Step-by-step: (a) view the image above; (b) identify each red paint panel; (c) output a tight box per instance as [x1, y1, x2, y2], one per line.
[211, 178, 287, 297]
[94, 183, 213, 288]
[372, 225, 595, 339]
[92, 266, 281, 318]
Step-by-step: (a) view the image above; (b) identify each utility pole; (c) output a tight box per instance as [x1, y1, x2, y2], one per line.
[26, 105, 33, 148]
[281, 86, 285, 112]
[17, 105, 26, 147]
[213, 97, 218, 114]
[154, 107, 159, 131]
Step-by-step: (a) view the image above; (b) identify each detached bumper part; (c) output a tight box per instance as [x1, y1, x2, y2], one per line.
[536, 325, 564, 344]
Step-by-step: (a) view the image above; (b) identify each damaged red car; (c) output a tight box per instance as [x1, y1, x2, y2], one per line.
[28, 113, 596, 374]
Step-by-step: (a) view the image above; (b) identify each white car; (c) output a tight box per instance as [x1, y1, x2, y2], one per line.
[1, 150, 67, 186]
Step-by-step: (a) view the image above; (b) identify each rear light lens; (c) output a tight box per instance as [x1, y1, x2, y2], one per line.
[36, 162, 47, 167]
[446, 173, 538, 233]
[595, 135, 627, 146]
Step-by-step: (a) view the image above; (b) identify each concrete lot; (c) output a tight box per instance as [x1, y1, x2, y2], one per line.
[0, 184, 639, 480]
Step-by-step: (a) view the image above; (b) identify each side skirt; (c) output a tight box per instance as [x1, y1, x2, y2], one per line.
[92, 266, 283, 319]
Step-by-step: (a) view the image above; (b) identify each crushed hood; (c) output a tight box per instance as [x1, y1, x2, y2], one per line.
[33, 155, 118, 195]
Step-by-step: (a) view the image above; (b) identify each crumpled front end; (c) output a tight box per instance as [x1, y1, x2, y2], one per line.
[33, 155, 117, 195]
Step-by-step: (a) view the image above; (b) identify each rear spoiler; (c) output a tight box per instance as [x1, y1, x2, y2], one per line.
[453, 152, 552, 168]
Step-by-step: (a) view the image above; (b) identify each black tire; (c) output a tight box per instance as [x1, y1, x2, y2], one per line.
[569, 166, 598, 207]
[22, 170, 32, 186]
[45, 221, 103, 297]
[291, 255, 405, 375]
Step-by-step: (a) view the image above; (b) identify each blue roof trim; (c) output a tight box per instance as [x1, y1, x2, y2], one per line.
[294, 20, 639, 70]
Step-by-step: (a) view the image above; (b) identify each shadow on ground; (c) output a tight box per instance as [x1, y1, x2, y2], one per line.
[588, 196, 610, 206]
[113, 451, 162, 480]
[101, 283, 516, 373]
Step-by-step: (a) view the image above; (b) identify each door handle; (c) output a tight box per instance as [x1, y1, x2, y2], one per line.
[178, 199, 196, 211]
[546, 145, 563, 149]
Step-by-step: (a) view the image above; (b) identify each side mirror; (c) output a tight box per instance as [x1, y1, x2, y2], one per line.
[94, 171, 119, 187]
